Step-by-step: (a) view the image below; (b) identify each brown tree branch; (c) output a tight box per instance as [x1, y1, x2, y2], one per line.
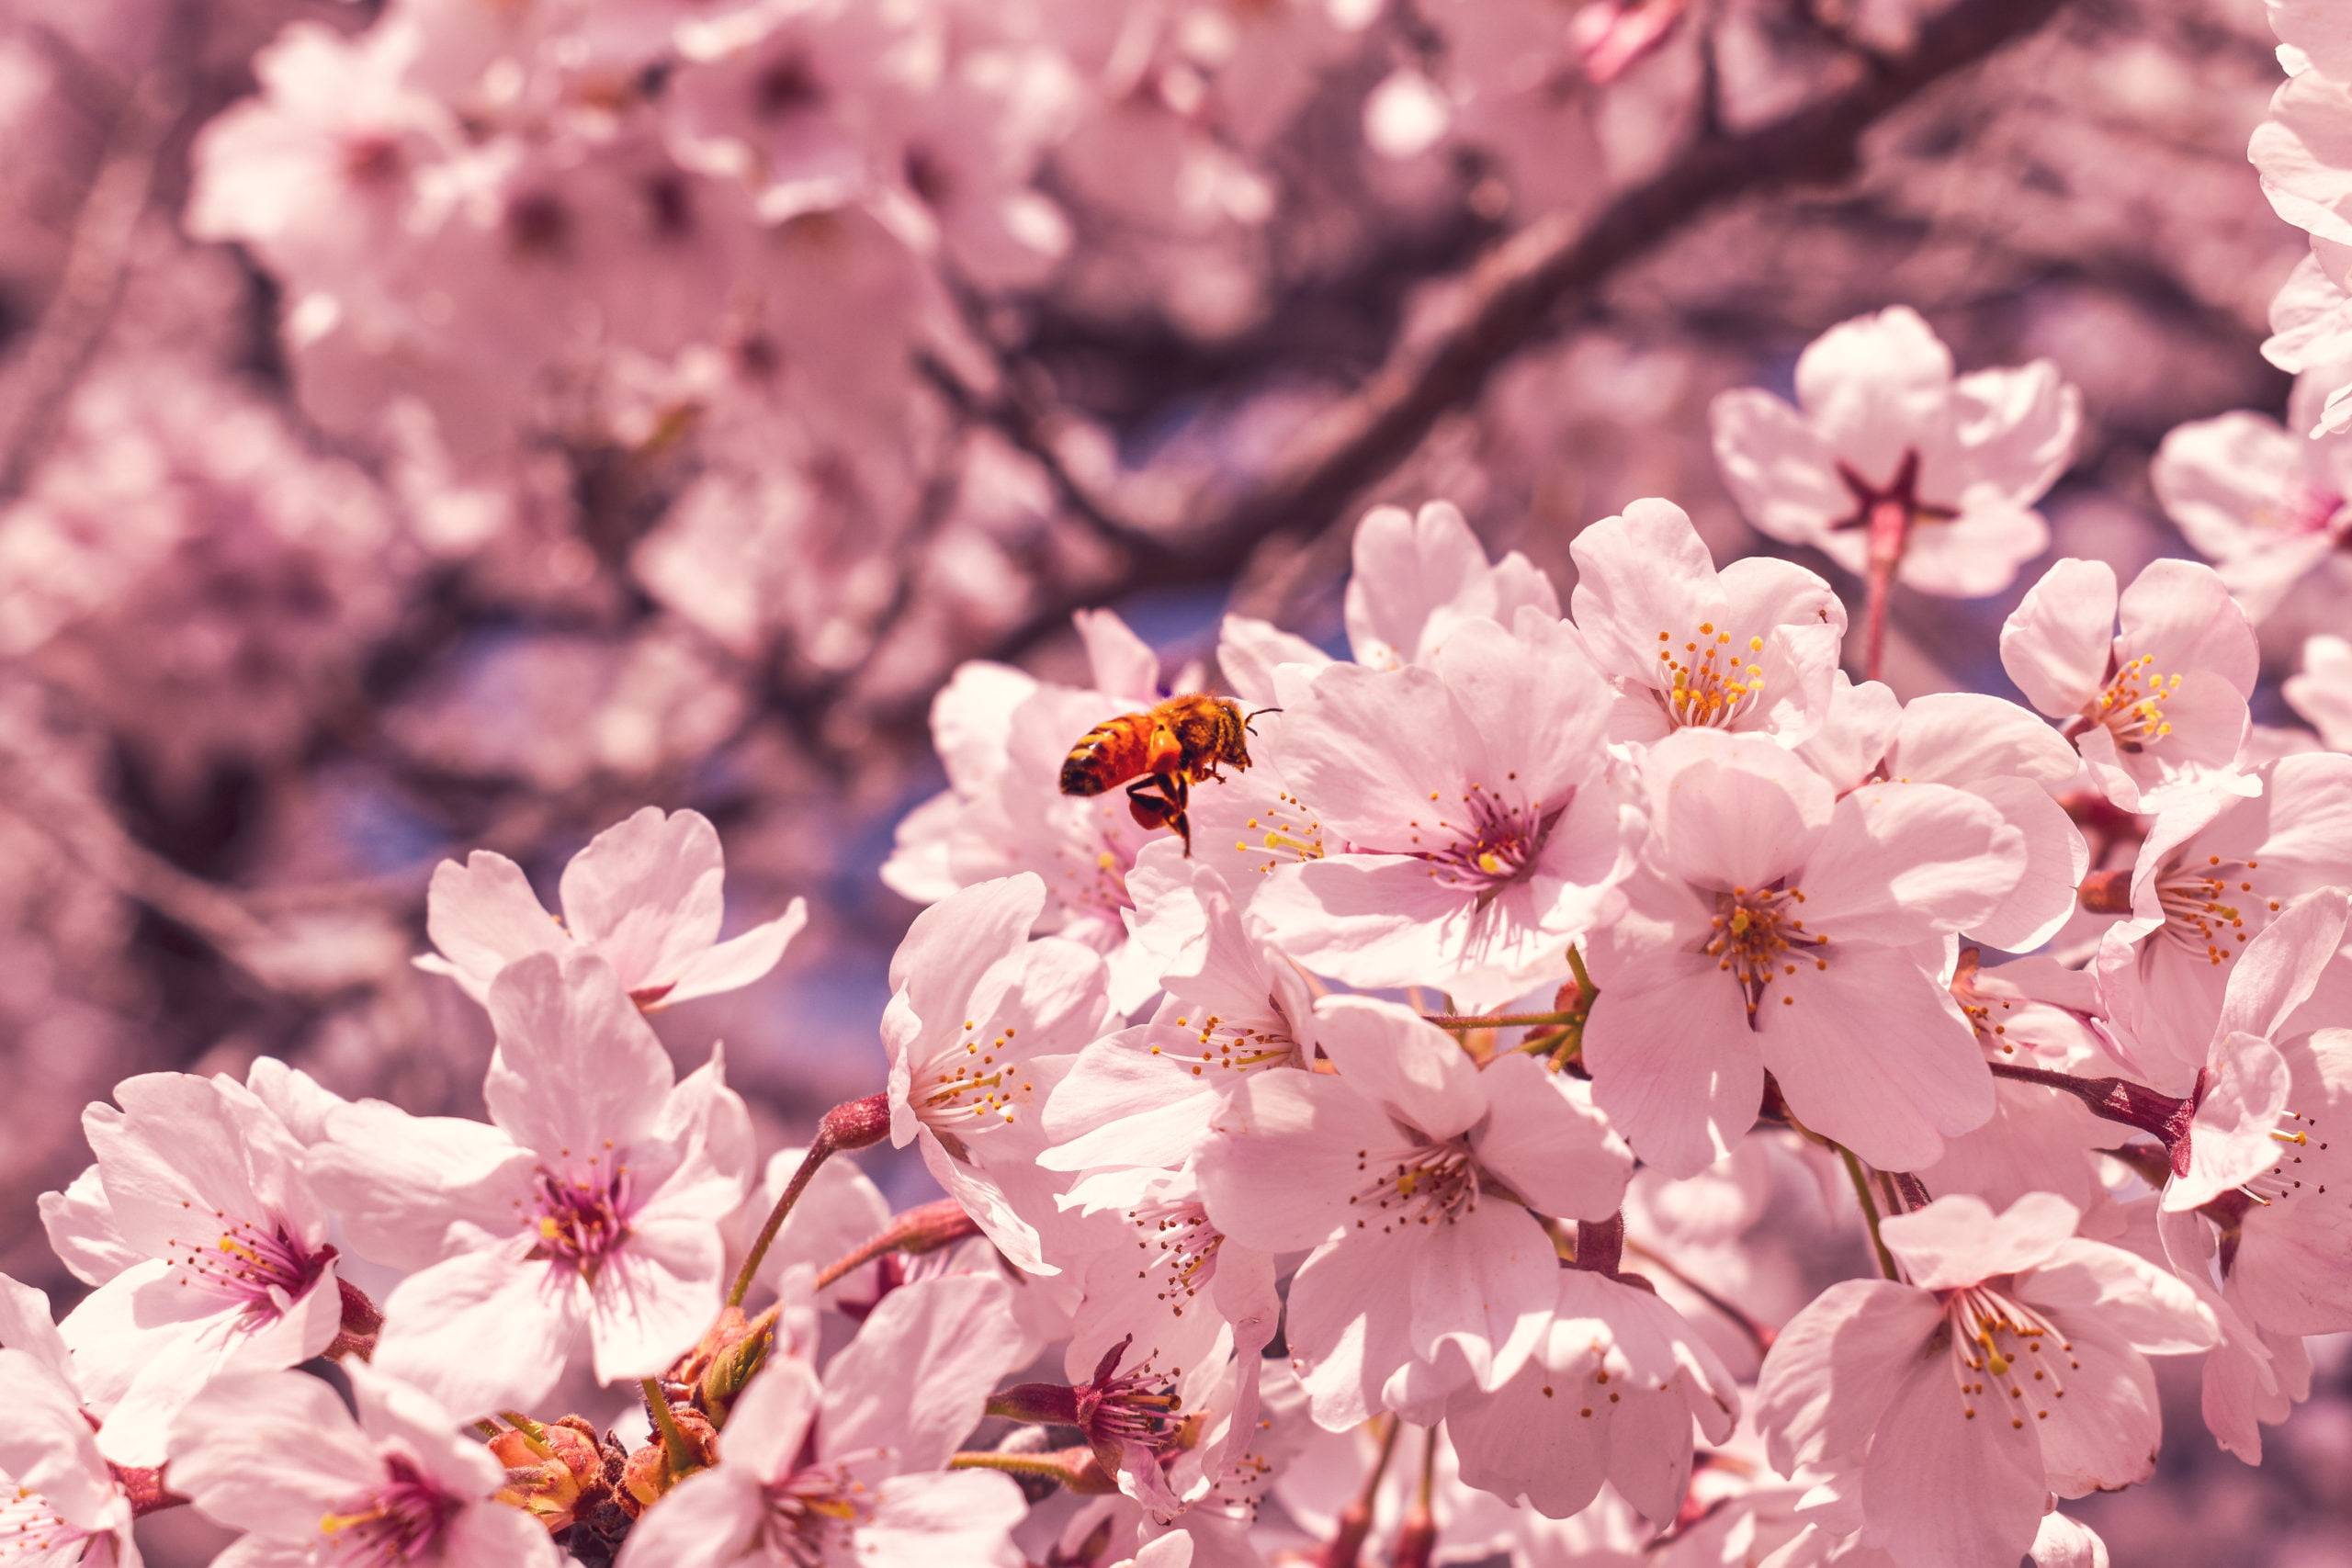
[945, 0, 2070, 680]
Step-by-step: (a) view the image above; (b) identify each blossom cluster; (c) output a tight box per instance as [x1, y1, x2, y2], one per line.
[7, 3, 2352, 1567]
[13, 299, 2352, 1567]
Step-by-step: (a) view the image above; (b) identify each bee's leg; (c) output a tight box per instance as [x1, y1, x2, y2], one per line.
[1167, 773, 1193, 858]
[1125, 776, 1182, 834]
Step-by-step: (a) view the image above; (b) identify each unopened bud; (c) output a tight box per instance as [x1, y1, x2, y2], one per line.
[490, 1415, 609, 1533]
[618, 1405, 718, 1516]
[687, 1305, 777, 1423]
[2076, 869, 2133, 915]
[820, 1091, 892, 1154]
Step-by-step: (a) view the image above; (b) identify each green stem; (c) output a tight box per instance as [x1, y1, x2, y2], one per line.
[1422, 1010, 1580, 1029]
[1838, 1145, 1900, 1282]
[1566, 943, 1597, 1004]
[642, 1378, 696, 1476]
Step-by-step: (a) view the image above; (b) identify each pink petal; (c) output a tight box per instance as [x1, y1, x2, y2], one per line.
[1880, 1193, 2080, 1291]
[1998, 558, 2117, 718]
[1314, 996, 1487, 1141]
[1754, 1278, 1943, 1475]
[1583, 941, 1762, 1180]
[556, 807, 729, 992]
[483, 952, 675, 1156]
[820, 1274, 1023, 1474]
[663, 897, 808, 1005]
[1468, 1052, 1629, 1222]
[1858, 1348, 2044, 1568]
[1643, 728, 1833, 894]
[1758, 944, 1992, 1173]
[1796, 782, 2023, 946]
[422, 851, 565, 997]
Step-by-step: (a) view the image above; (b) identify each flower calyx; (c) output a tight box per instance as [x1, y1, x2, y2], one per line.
[670, 1304, 777, 1426]
[618, 1399, 718, 1516]
[324, 1276, 384, 1362]
[488, 1413, 616, 1536]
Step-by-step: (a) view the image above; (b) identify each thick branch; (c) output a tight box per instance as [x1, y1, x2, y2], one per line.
[960, 0, 2069, 672]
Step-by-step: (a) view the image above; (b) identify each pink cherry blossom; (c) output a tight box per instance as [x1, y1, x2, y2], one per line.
[2150, 371, 2352, 620]
[2154, 890, 2349, 1217]
[2090, 751, 2352, 1089]
[1250, 612, 1639, 1007]
[0, 1276, 137, 1568]
[417, 805, 808, 1010]
[1568, 497, 1847, 749]
[1444, 1268, 1739, 1526]
[1581, 728, 2023, 1177]
[1755, 1193, 2211, 1568]
[165, 1363, 559, 1568]
[2285, 633, 2352, 750]
[1998, 557, 2258, 814]
[43, 1073, 346, 1467]
[613, 1274, 1029, 1568]
[883, 874, 1111, 1275]
[1196, 995, 1631, 1428]
[2260, 248, 2352, 436]
[1040, 844, 1314, 1182]
[1710, 305, 2081, 597]
[310, 951, 753, 1415]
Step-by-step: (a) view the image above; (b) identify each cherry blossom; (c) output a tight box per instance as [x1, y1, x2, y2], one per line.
[883, 874, 1111, 1274]
[43, 1072, 347, 1467]
[612, 1274, 1028, 1568]
[1755, 1193, 2212, 1568]
[1250, 611, 1640, 1007]
[1196, 995, 1632, 1428]
[165, 1363, 560, 1568]
[2259, 250, 2352, 435]
[1567, 497, 1848, 749]
[416, 806, 808, 1010]
[2090, 752, 2352, 1089]
[2150, 370, 2352, 618]
[1443, 1267, 1740, 1526]
[309, 950, 753, 1415]
[1997, 557, 2258, 814]
[0, 1276, 138, 1568]
[1581, 728, 2023, 1177]
[1709, 306, 2081, 598]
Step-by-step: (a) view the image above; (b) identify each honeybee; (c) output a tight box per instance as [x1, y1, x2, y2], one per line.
[1059, 694, 1260, 856]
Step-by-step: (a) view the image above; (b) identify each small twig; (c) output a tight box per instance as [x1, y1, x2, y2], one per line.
[1838, 1145, 1901, 1282]
[728, 1094, 893, 1307]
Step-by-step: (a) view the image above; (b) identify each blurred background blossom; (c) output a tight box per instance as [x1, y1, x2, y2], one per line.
[1, 0, 2347, 1561]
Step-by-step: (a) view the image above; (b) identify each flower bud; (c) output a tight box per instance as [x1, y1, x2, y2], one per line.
[677, 1304, 777, 1424]
[617, 1405, 719, 1517]
[489, 1415, 612, 1533]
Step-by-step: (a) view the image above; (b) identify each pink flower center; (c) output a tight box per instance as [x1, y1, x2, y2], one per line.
[1650, 623, 1768, 729]
[1348, 1140, 1480, 1229]
[1705, 885, 1829, 1023]
[1124, 1196, 1227, 1315]
[0, 1486, 94, 1560]
[2090, 654, 2180, 753]
[526, 1156, 634, 1280]
[2153, 853, 2281, 967]
[1940, 1284, 2074, 1432]
[317, 1455, 459, 1565]
[1413, 787, 1560, 901]
[1076, 1338, 1190, 1456]
[762, 1463, 873, 1567]
[164, 1212, 334, 1322]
